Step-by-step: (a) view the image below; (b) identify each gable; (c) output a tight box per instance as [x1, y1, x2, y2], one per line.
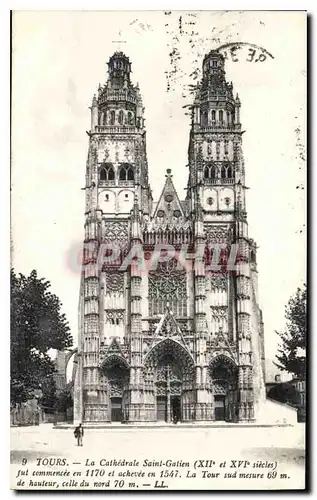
[149, 305, 190, 352]
[152, 169, 185, 222]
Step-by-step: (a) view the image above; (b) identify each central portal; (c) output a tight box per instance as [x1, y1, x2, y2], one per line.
[144, 337, 195, 423]
[156, 395, 181, 422]
[156, 364, 178, 423]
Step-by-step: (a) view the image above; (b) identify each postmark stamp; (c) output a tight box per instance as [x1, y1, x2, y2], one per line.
[216, 42, 274, 63]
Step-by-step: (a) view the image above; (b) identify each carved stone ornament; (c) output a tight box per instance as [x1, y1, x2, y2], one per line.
[149, 273, 186, 297]
[103, 221, 129, 243]
[150, 306, 189, 347]
[105, 272, 124, 294]
[106, 310, 124, 324]
[103, 148, 110, 161]
[213, 381, 227, 395]
[209, 275, 227, 292]
[213, 329, 229, 347]
[102, 338, 129, 366]
[160, 316, 177, 337]
[205, 224, 229, 243]
[210, 305, 227, 320]
[109, 380, 124, 397]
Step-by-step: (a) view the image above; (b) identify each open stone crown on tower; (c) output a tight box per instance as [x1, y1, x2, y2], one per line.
[72, 50, 292, 425]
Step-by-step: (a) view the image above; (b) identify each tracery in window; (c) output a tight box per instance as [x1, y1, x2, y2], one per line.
[220, 164, 233, 179]
[148, 260, 187, 317]
[100, 163, 115, 181]
[204, 163, 217, 179]
[119, 163, 134, 181]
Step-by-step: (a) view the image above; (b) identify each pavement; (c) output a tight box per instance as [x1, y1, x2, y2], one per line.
[10, 423, 306, 491]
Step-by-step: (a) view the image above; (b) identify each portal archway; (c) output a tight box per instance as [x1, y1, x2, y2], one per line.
[101, 355, 130, 422]
[143, 339, 195, 422]
[209, 355, 238, 421]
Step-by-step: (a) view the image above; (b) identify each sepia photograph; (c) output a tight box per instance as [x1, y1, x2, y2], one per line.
[10, 9, 307, 491]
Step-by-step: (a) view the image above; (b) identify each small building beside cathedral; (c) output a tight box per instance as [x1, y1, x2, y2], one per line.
[73, 50, 296, 425]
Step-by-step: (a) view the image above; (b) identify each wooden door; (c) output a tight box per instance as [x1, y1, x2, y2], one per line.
[111, 397, 123, 422]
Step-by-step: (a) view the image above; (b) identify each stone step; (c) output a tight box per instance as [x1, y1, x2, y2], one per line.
[54, 422, 292, 430]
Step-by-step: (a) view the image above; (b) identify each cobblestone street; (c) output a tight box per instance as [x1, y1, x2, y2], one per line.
[11, 423, 305, 490]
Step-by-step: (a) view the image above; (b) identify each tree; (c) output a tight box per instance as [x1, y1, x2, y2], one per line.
[11, 269, 73, 406]
[40, 377, 58, 414]
[275, 284, 306, 379]
[267, 382, 300, 407]
[56, 388, 73, 418]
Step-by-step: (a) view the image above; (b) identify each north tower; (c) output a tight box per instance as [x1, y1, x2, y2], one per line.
[186, 50, 265, 421]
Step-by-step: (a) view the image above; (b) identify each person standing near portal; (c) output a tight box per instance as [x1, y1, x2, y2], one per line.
[74, 423, 84, 446]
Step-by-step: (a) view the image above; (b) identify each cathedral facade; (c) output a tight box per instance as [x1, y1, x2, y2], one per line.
[73, 50, 267, 424]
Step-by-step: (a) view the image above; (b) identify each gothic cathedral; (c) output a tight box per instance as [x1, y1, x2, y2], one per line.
[73, 50, 267, 424]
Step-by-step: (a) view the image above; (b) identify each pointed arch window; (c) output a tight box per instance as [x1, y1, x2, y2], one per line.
[127, 111, 134, 125]
[219, 110, 223, 123]
[127, 167, 134, 180]
[201, 110, 208, 126]
[119, 163, 134, 182]
[100, 163, 115, 182]
[118, 110, 124, 124]
[227, 111, 231, 124]
[211, 110, 216, 122]
[100, 167, 107, 181]
[110, 110, 115, 125]
[220, 164, 234, 179]
[204, 163, 216, 179]
[148, 266, 187, 318]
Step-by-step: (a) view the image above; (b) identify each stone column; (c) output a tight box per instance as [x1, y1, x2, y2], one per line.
[82, 210, 105, 422]
[193, 203, 211, 422]
[166, 365, 171, 423]
[235, 232, 255, 422]
[126, 195, 145, 422]
[73, 274, 84, 424]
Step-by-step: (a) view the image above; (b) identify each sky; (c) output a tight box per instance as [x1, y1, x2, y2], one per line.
[11, 10, 306, 371]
